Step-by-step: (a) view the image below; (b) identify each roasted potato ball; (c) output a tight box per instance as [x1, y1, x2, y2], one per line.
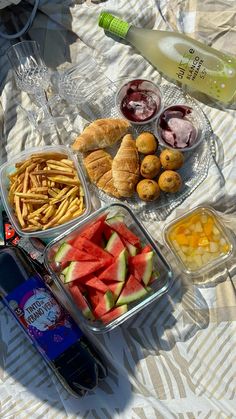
[136, 179, 160, 201]
[136, 132, 158, 154]
[140, 155, 161, 179]
[158, 170, 182, 193]
[160, 149, 184, 170]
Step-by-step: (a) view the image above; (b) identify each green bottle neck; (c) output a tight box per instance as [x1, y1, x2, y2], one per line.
[98, 12, 131, 39]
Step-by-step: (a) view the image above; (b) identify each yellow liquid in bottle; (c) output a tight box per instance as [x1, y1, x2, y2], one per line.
[127, 27, 236, 103]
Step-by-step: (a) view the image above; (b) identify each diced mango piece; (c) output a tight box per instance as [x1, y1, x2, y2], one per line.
[175, 225, 187, 234]
[190, 215, 201, 224]
[193, 254, 203, 267]
[203, 222, 213, 237]
[195, 246, 204, 255]
[222, 243, 230, 253]
[209, 241, 219, 253]
[213, 226, 220, 236]
[202, 253, 212, 265]
[194, 222, 203, 233]
[176, 234, 189, 246]
[198, 237, 209, 246]
[189, 234, 199, 248]
[201, 214, 208, 224]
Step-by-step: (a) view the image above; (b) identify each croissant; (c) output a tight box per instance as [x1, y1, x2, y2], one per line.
[83, 150, 112, 184]
[112, 134, 140, 197]
[83, 150, 121, 198]
[97, 170, 121, 198]
[72, 118, 131, 152]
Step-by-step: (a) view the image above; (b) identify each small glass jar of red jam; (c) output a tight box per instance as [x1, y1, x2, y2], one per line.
[115, 79, 163, 125]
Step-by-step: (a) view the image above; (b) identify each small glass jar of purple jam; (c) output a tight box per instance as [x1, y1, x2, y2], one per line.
[115, 79, 163, 125]
[155, 104, 202, 152]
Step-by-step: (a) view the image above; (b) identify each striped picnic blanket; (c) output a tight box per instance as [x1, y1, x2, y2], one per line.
[0, 1, 236, 418]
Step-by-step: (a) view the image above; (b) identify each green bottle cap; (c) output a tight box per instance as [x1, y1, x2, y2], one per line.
[98, 12, 130, 39]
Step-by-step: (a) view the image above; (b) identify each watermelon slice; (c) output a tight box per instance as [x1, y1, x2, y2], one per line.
[116, 274, 147, 306]
[54, 242, 96, 268]
[93, 290, 114, 318]
[106, 217, 140, 247]
[64, 260, 110, 283]
[105, 231, 126, 258]
[129, 251, 154, 285]
[102, 223, 113, 241]
[80, 219, 105, 246]
[85, 277, 109, 293]
[101, 304, 128, 324]
[61, 266, 69, 275]
[98, 249, 126, 282]
[121, 238, 138, 256]
[141, 245, 153, 253]
[72, 236, 113, 264]
[69, 286, 94, 320]
[107, 281, 124, 300]
[106, 214, 124, 223]
[88, 289, 104, 308]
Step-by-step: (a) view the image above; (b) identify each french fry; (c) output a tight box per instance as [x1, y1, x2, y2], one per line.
[31, 187, 49, 193]
[46, 163, 74, 173]
[30, 152, 67, 160]
[12, 160, 32, 177]
[22, 225, 41, 231]
[43, 200, 69, 229]
[64, 185, 79, 199]
[41, 205, 56, 222]
[71, 208, 85, 218]
[27, 204, 48, 219]
[60, 159, 74, 167]
[46, 159, 75, 168]
[21, 199, 49, 204]
[22, 202, 28, 219]
[29, 173, 39, 188]
[32, 169, 75, 177]
[68, 197, 79, 209]
[47, 176, 80, 186]
[15, 192, 49, 200]
[48, 189, 57, 198]
[15, 195, 25, 227]
[52, 187, 61, 194]
[29, 218, 42, 227]
[49, 187, 70, 204]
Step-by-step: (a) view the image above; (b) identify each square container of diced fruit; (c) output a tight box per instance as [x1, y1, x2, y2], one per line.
[163, 206, 235, 277]
[0, 145, 91, 239]
[44, 203, 173, 333]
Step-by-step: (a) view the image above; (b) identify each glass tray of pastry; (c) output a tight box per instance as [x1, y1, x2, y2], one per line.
[71, 83, 215, 221]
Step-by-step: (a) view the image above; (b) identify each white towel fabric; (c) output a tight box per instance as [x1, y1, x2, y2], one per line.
[0, 1, 236, 418]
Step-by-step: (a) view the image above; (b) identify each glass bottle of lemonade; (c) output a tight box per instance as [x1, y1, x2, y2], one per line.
[98, 12, 236, 103]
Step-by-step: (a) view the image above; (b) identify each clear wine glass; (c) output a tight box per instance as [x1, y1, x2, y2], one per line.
[6, 40, 66, 133]
[52, 54, 117, 121]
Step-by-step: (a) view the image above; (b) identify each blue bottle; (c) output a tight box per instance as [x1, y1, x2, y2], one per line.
[0, 246, 107, 397]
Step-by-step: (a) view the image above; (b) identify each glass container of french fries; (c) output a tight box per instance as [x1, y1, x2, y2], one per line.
[0, 145, 91, 238]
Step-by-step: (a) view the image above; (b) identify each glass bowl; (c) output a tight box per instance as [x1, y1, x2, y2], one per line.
[115, 78, 163, 125]
[155, 103, 203, 152]
[163, 205, 235, 276]
[44, 203, 173, 333]
[0, 145, 91, 239]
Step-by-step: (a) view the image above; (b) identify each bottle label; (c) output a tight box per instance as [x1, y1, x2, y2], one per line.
[5, 276, 82, 361]
[176, 48, 206, 81]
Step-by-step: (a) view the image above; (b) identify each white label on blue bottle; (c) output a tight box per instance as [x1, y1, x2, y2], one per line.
[5, 276, 82, 361]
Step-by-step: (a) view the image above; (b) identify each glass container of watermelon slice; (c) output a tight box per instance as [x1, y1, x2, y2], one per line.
[44, 203, 173, 333]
